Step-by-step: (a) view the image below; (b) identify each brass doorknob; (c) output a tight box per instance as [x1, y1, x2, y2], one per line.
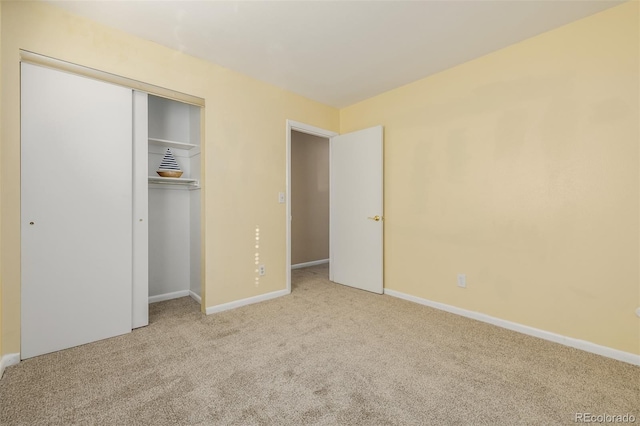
[367, 215, 381, 222]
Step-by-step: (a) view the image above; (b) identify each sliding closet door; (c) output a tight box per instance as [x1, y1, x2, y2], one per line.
[21, 63, 133, 359]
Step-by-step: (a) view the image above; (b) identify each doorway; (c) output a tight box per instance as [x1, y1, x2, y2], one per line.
[286, 121, 337, 292]
[286, 120, 384, 295]
[291, 130, 330, 285]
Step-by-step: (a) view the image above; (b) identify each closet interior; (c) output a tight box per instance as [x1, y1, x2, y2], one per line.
[147, 95, 202, 304]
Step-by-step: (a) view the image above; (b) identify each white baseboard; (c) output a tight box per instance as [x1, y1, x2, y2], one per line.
[384, 288, 640, 366]
[189, 290, 202, 304]
[291, 259, 329, 270]
[148, 290, 190, 304]
[206, 289, 290, 315]
[0, 353, 20, 379]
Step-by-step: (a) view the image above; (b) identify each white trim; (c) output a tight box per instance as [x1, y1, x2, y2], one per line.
[291, 259, 329, 269]
[0, 353, 21, 379]
[384, 289, 640, 366]
[20, 50, 204, 107]
[189, 290, 202, 304]
[328, 136, 334, 283]
[206, 289, 289, 315]
[285, 120, 337, 294]
[148, 290, 190, 304]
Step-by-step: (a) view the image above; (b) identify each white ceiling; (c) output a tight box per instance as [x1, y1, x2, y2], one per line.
[48, 0, 623, 108]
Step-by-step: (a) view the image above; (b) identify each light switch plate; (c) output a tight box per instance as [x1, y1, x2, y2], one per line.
[457, 274, 466, 288]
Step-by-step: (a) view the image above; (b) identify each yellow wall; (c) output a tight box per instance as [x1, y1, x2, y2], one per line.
[341, 2, 639, 355]
[0, 1, 338, 355]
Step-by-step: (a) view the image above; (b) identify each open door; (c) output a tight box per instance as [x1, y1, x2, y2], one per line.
[330, 126, 383, 294]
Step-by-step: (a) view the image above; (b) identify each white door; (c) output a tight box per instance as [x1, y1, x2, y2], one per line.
[132, 90, 149, 329]
[330, 126, 383, 293]
[21, 63, 133, 359]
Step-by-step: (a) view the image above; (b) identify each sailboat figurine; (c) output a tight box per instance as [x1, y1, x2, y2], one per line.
[157, 148, 183, 178]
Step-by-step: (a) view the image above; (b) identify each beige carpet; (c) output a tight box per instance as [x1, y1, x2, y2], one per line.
[0, 264, 638, 425]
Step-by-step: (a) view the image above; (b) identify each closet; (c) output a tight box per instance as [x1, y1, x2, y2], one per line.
[20, 61, 202, 359]
[147, 95, 202, 304]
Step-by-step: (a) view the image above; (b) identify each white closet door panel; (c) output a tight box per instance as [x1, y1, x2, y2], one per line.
[21, 63, 133, 359]
[132, 90, 149, 328]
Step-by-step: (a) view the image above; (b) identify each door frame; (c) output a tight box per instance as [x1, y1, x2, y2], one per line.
[285, 120, 338, 293]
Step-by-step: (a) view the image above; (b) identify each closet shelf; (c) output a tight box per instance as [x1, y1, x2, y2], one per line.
[148, 137, 198, 150]
[148, 176, 199, 188]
